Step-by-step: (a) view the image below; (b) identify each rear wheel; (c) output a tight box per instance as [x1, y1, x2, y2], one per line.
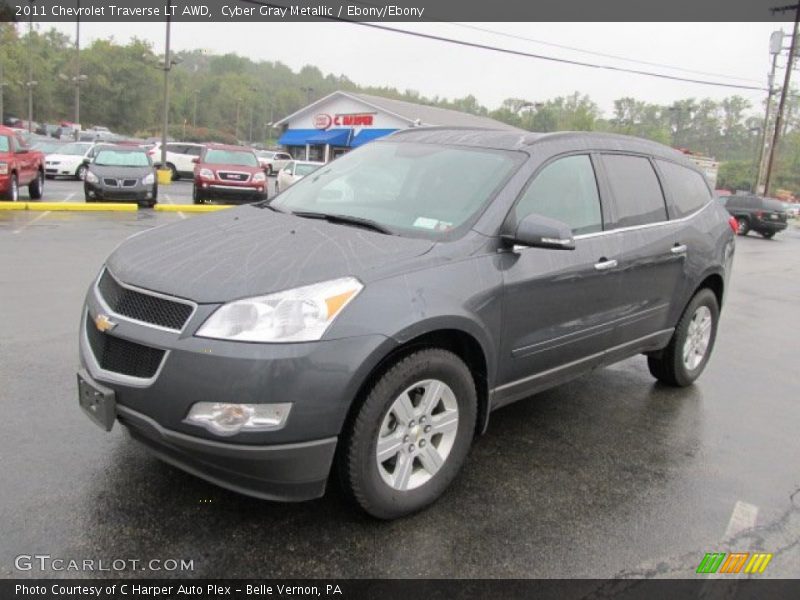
[736, 217, 749, 235]
[28, 170, 44, 200]
[167, 163, 178, 181]
[648, 288, 719, 387]
[192, 185, 203, 204]
[339, 348, 477, 519]
[761, 231, 775, 239]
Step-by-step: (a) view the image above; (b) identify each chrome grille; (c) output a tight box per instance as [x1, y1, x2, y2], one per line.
[97, 269, 194, 331]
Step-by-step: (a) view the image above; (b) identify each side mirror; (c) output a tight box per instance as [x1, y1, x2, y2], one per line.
[191, 157, 199, 164]
[503, 214, 575, 250]
[82, 158, 91, 165]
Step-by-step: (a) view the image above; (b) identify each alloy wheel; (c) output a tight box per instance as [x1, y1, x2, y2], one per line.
[682, 306, 713, 370]
[375, 379, 459, 491]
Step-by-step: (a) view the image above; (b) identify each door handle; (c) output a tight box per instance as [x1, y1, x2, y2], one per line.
[670, 244, 688, 255]
[594, 258, 618, 271]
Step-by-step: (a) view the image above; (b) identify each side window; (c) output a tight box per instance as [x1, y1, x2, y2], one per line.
[601, 154, 667, 228]
[514, 154, 603, 235]
[656, 160, 712, 219]
[184, 145, 203, 157]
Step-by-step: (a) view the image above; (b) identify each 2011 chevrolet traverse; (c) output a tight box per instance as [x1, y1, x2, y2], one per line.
[78, 129, 736, 519]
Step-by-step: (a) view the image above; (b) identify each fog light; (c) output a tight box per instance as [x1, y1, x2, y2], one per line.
[184, 402, 291, 436]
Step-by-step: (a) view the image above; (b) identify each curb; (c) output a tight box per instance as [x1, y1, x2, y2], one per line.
[0, 201, 137, 211]
[154, 204, 233, 212]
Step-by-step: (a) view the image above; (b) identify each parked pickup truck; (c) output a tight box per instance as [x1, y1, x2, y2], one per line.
[0, 125, 45, 201]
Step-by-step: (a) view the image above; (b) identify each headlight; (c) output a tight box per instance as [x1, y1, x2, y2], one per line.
[142, 172, 155, 185]
[0, 162, 7, 175]
[196, 277, 363, 342]
[199, 168, 214, 180]
[252, 171, 266, 183]
[85, 170, 99, 183]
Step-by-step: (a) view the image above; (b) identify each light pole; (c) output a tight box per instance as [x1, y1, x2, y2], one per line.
[73, 0, 82, 138]
[755, 30, 783, 194]
[0, 59, 7, 124]
[160, 0, 172, 172]
[192, 89, 199, 127]
[26, 0, 35, 132]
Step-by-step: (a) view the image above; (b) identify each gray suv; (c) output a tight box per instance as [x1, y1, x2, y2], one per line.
[77, 129, 736, 519]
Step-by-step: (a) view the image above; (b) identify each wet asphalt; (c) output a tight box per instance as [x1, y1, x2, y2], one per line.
[1, 205, 798, 579]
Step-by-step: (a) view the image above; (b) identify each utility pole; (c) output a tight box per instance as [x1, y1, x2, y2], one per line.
[26, 0, 36, 132]
[755, 31, 782, 193]
[0, 59, 5, 124]
[160, 0, 172, 171]
[74, 0, 81, 138]
[764, 3, 800, 196]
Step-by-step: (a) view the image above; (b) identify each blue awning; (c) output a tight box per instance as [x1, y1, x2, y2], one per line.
[306, 129, 353, 146]
[277, 128, 353, 147]
[350, 129, 398, 147]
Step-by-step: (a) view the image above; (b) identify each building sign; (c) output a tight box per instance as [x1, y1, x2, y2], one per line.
[313, 112, 375, 130]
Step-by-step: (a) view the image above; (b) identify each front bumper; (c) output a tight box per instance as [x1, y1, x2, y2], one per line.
[196, 181, 266, 203]
[85, 182, 156, 203]
[118, 402, 337, 501]
[78, 277, 395, 500]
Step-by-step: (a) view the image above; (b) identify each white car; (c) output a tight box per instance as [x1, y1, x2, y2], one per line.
[783, 202, 799, 218]
[44, 142, 97, 180]
[148, 142, 205, 180]
[275, 160, 324, 193]
[255, 150, 292, 176]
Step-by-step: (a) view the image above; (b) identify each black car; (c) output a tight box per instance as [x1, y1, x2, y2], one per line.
[83, 146, 158, 207]
[721, 194, 787, 238]
[78, 129, 736, 519]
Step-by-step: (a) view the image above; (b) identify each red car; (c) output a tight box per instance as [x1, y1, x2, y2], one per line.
[193, 144, 268, 204]
[0, 126, 45, 201]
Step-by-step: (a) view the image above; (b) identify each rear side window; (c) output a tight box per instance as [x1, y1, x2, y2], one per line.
[656, 160, 712, 218]
[514, 154, 603, 235]
[601, 154, 667, 228]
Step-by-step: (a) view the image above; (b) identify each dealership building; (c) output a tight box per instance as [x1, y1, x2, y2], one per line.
[274, 90, 518, 162]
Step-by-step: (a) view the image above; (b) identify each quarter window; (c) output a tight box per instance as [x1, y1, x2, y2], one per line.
[601, 154, 667, 228]
[514, 154, 603, 235]
[656, 160, 712, 218]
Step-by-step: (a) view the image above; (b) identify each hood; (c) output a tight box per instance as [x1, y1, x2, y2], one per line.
[90, 164, 153, 178]
[106, 206, 437, 303]
[45, 153, 83, 163]
[203, 162, 262, 173]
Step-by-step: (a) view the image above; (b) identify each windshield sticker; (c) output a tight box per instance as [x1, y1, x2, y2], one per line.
[413, 217, 453, 231]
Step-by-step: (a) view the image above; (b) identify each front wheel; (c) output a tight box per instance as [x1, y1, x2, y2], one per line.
[761, 231, 775, 239]
[76, 164, 87, 181]
[29, 170, 44, 200]
[192, 185, 203, 204]
[5, 174, 19, 201]
[648, 288, 719, 387]
[339, 348, 477, 519]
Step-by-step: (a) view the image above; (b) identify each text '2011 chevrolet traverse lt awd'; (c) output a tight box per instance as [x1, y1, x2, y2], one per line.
[78, 129, 736, 519]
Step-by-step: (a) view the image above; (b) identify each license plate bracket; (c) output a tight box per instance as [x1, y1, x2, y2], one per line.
[77, 369, 117, 431]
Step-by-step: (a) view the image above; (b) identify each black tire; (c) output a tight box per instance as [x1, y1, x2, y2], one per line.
[167, 163, 178, 181]
[84, 192, 93, 203]
[736, 217, 749, 236]
[339, 348, 477, 519]
[4, 174, 19, 201]
[761, 231, 775, 239]
[28, 170, 44, 200]
[76, 164, 87, 181]
[648, 288, 720, 387]
[192, 185, 203, 205]
[267, 165, 274, 177]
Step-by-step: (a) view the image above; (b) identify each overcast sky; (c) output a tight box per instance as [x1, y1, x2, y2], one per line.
[45, 21, 782, 117]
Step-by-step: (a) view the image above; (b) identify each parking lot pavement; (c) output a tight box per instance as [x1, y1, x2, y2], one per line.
[37, 176, 279, 206]
[1, 212, 798, 579]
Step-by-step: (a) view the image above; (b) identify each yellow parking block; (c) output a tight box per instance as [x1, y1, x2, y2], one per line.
[30, 202, 138, 211]
[154, 204, 234, 212]
[0, 202, 27, 210]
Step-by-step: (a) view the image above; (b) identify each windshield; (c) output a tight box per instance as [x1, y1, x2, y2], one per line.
[33, 141, 64, 153]
[60, 142, 92, 156]
[0, 136, 9, 152]
[295, 163, 321, 177]
[204, 149, 258, 167]
[271, 142, 523, 238]
[95, 149, 150, 167]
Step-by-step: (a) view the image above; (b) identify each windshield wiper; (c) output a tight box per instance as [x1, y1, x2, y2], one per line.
[291, 211, 395, 235]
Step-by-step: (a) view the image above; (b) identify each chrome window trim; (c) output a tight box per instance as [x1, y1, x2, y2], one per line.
[81, 311, 169, 388]
[573, 198, 713, 240]
[94, 267, 198, 334]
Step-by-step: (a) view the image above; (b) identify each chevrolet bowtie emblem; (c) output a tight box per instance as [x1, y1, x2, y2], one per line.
[94, 314, 117, 333]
